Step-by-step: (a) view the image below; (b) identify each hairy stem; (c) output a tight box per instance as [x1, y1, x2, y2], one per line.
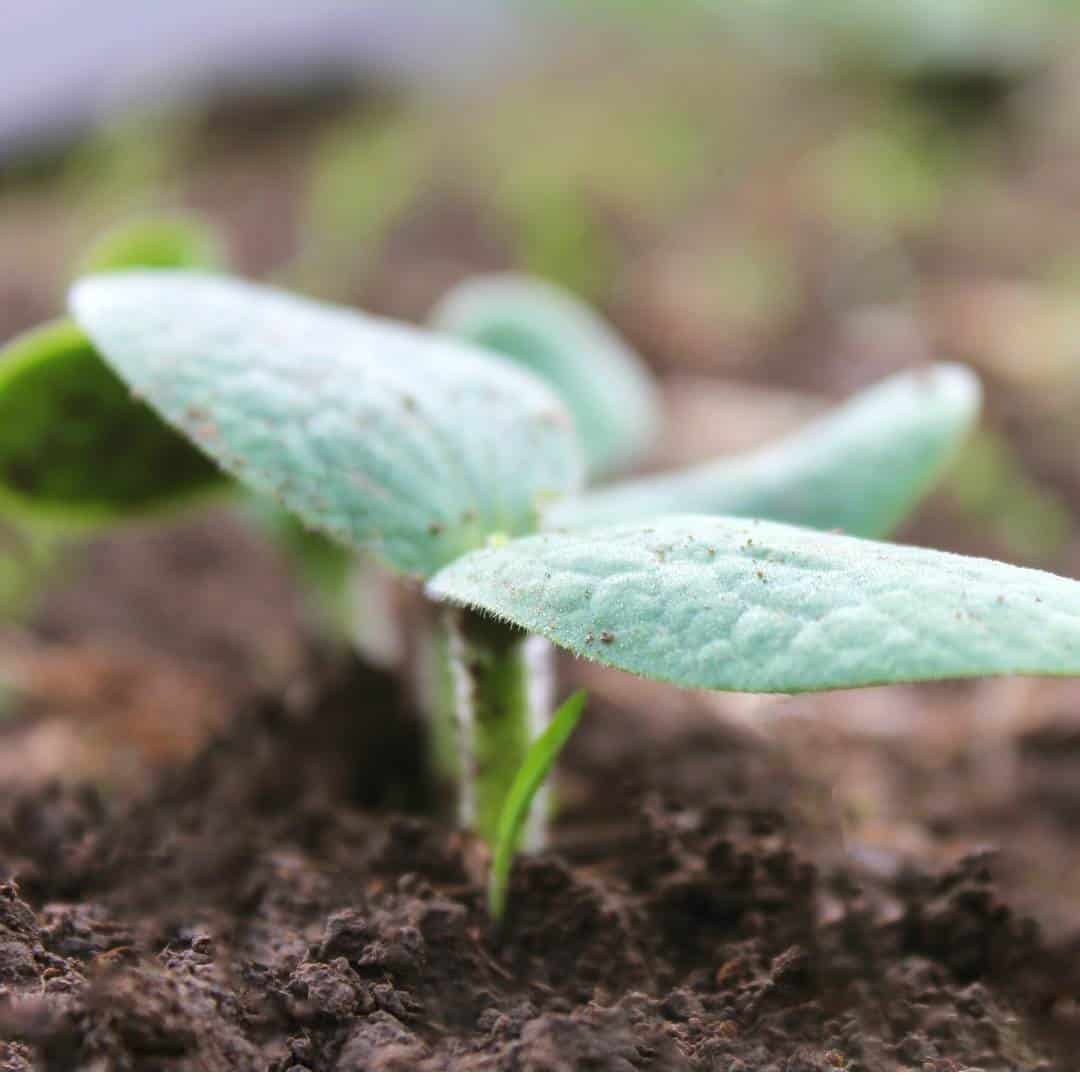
[521, 632, 555, 851]
[415, 603, 461, 802]
[348, 565, 557, 846]
[443, 606, 553, 848]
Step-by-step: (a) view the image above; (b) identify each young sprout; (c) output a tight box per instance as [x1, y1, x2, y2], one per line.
[364, 272, 980, 847]
[4, 241, 982, 906]
[66, 272, 580, 875]
[420, 273, 979, 850]
[62, 268, 1062, 920]
[488, 689, 587, 921]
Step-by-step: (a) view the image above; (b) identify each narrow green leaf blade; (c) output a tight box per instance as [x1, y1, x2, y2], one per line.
[431, 274, 660, 480]
[547, 365, 980, 537]
[488, 689, 587, 920]
[0, 319, 223, 521]
[70, 272, 584, 577]
[428, 514, 1080, 693]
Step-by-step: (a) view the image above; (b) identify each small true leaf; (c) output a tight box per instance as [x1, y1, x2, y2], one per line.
[488, 689, 587, 920]
[77, 214, 224, 276]
[0, 319, 223, 521]
[547, 365, 980, 537]
[431, 274, 660, 480]
[428, 514, 1080, 693]
[70, 271, 585, 577]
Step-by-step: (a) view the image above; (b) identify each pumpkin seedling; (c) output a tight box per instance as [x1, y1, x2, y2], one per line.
[5, 235, 980, 900]
[60, 269, 1069, 922]
[363, 272, 981, 839]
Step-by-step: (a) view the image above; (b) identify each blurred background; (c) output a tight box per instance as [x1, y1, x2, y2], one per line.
[5, 0, 1080, 928]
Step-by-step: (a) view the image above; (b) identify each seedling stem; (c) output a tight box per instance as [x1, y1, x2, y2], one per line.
[444, 607, 552, 847]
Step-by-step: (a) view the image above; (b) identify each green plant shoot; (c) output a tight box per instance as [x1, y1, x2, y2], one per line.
[62, 270, 1005, 882]
[488, 690, 587, 921]
[69, 271, 581, 851]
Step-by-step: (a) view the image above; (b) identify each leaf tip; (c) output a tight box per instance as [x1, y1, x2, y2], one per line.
[923, 361, 982, 420]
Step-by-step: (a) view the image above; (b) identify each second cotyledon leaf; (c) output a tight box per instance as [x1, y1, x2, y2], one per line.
[428, 514, 1080, 693]
[547, 365, 980, 538]
[431, 274, 660, 482]
[69, 271, 585, 578]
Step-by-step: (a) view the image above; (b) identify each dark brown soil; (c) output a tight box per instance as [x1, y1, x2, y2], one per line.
[0, 588, 1077, 1070]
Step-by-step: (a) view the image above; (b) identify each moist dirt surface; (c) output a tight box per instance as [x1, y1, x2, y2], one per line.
[0, 519, 1078, 1070]
[0, 667, 1062, 1070]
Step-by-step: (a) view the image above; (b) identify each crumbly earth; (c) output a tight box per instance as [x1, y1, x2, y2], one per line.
[0, 598, 1077, 1070]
